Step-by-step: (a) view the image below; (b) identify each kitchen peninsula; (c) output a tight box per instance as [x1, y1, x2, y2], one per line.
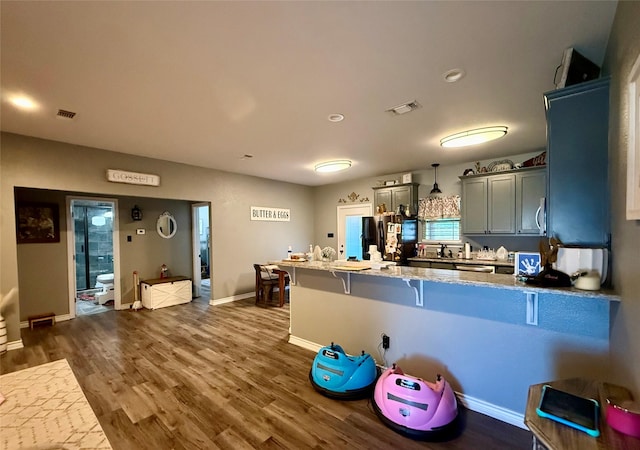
[278, 260, 619, 427]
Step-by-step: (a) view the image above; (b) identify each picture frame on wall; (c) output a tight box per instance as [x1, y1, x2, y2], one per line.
[16, 202, 60, 243]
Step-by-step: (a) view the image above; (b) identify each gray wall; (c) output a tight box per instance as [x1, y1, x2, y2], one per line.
[14, 189, 69, 320]
[1, 132, 314, 341]
[312, 150, 544, 253]
[603, 0, 640, 394]
[14, 189, 193, 319]
[117, 197, 192, 302]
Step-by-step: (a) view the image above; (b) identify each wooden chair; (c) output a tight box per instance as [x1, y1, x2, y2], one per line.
[254, 264, 279, 306]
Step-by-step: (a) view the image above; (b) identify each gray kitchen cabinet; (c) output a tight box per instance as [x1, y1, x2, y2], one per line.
[461, 178, 487, 234]
[544, 78, 610, 246]
[373, 183, 419, 215]
[488, 174, 516, 233]
[461, 167, 545, 236]
[461, 174, 515, 234]
[516, 168, 546, 235]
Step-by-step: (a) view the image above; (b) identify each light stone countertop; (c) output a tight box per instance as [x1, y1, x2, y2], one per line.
[275, 260, 620, 302]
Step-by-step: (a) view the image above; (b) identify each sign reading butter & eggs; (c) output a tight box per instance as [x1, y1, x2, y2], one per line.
[251, 206, 290, 222]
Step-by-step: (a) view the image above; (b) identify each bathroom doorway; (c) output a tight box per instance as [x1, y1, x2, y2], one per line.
[192, 203, 211, 302]
[66, 197, 121, 317]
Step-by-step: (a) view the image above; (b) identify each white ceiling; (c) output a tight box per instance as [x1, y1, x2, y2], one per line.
[1, 1, 617, 186]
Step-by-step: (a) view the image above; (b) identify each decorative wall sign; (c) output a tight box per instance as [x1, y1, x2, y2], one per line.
[250, 206, 290, 222]
[515, 252, 541, 276]
[107, 169, 160, 186]
[16, 202, 60, 243]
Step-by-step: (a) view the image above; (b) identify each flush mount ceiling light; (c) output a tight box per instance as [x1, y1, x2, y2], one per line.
[440, 126, 508, 148]
[385, 100, 421, 116]
[314, 160, 352, 173]
[430, 163, 442, 194]
[328, 113, 345, 122]
[443, 68, 466, 83]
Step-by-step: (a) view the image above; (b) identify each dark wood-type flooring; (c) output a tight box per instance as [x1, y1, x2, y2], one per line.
[1, 296, 532, 449]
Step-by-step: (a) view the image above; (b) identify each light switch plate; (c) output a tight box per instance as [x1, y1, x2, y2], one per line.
[136, 228, 145, 235]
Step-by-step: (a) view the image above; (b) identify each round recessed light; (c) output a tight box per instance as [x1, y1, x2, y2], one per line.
[328, 113, 345, 122]
[10, 95, 38, 110]
[440, 126, 508, 148]
[443, 68, 466, 83]
[314, 160, 352, 173]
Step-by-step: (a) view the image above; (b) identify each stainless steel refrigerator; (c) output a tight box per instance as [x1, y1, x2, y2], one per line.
[362, 215, 417, 264]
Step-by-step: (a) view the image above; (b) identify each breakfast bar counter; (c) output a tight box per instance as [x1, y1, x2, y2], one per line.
[277, 260, 620, 428]
[277, 260, 620, 302]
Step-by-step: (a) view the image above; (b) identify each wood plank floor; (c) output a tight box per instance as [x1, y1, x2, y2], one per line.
[1, 296, 532, 449]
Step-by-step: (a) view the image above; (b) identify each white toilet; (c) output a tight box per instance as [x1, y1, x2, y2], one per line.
[95, 273, 115, 305]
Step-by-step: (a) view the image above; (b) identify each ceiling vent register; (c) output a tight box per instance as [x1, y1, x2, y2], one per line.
[56, 109, 76, 119]
[386, 101, 421, 116]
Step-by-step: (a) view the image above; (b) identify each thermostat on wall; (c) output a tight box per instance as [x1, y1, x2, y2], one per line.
[136, 229, 145, 235]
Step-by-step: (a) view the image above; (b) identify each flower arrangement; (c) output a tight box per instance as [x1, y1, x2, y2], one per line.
[321, 246, 336, 261]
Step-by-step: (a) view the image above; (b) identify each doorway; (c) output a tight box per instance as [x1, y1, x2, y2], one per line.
[337, 204, 373, 260]
[192, 203, 211, 301]
[66, 197, 121, 317]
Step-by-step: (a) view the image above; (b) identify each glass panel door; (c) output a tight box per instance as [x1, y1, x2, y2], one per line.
[74, 204, 114, 290]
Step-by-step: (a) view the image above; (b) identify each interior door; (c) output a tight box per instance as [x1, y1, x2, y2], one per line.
[66, 196, 121, 316]
[191, 202, 210, 299]
[337, 204, 373, 261]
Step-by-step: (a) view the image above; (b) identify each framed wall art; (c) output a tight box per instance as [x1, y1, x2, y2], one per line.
[16, 202, 60, 243]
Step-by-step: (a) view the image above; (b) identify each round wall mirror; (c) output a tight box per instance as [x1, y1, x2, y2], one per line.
[157, 211, 177, 239]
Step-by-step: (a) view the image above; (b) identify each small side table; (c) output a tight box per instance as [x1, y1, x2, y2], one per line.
[525, 378, 638, 450]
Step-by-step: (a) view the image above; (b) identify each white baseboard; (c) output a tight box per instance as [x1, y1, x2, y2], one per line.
[19, 313, 73, 329]
[288, 335, 323, 353]
[210, 292, 254, 306]
[7, 339, 24, 351]
[288, 334, 526, 430]
[456, 392, 526, 429]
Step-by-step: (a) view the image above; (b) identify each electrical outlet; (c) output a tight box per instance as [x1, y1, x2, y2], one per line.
[382, 334, 390, 349]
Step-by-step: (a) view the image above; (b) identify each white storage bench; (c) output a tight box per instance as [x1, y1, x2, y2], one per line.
[140, 276, 192, 310]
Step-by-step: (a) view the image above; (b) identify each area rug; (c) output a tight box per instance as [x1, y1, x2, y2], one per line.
[0, 359, 112, 449]
[77, 289, 100, 302]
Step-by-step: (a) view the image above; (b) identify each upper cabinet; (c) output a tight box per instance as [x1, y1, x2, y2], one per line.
[516, 169, 546, 235]
[544, 78, 610, 247]
[373, 183, 419, 216]
[461, 167, 545, 236]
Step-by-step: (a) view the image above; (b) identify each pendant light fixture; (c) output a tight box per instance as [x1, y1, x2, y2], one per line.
[440, 126, 508, 148]
[430, 163, 442, 194]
